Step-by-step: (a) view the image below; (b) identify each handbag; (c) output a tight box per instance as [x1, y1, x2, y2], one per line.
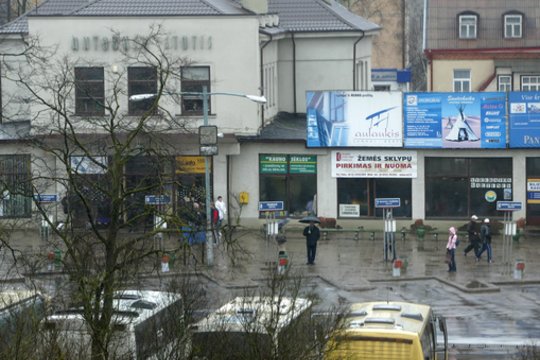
[444, 251, 452, 264]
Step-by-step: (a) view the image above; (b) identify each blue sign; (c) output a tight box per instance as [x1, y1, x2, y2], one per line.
[509, 92, 540, 148]
[145, 195, 171, 205]
[404, 92, 506, 149]
[33, 194, 58, 202]
[496, 201, 522, 211]
[375, 198, 401, 208]
[258, 201, 284, 211]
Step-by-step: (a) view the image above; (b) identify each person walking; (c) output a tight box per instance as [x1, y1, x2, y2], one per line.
[446, 226, 458, 272]
[214, 196, 227, 233]
[477, 218, 493, 263]
[303, 221, 320, 265]
[464, 215, 480, 257]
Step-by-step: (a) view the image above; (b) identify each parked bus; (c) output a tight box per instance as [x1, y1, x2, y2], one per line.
[324, 301, 448, 360]
[42, 289, 184, 359]
[0, 290, 47, 357]
[190, 296, 313, 360]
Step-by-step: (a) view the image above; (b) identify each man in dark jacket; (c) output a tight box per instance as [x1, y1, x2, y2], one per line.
[477, 218, 493, 263]
[464, 215, 480, 257]
[303, 221, 320, 265]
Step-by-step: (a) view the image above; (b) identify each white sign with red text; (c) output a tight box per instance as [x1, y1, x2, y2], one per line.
[332, 150, 417, 178]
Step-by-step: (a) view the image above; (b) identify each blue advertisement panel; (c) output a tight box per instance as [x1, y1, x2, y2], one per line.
[509, 92, 540, 148]
[306, 91, 403, 147]
[404, 92, 506, 148]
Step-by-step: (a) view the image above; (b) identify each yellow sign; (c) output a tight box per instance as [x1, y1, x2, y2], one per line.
[176, 156, 207, 174]
[239, 192, 249, 204]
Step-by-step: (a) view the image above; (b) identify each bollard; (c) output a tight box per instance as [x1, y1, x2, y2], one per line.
[47, 251, 55, 271]
[277, 250, 288, 275]
[514, 259, 525, 280]
[54, 249, 62, 270]
[393, 259, 403, 277]
[161, 254, 170, 273]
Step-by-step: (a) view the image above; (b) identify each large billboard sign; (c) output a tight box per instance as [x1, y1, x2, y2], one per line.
[509, 92, 540, 148]
[331, 150, 417, 178]
[306, 91, 403, 147]
[403, 92, 506, 148]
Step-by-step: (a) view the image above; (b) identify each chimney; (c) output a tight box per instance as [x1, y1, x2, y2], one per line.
[240, 0, 268, 14]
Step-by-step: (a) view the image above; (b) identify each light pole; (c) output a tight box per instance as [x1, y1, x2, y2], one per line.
[130, 87, 266, 266]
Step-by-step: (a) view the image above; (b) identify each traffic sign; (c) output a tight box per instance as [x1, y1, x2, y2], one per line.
[259, 201, 284, 211]
[145, 195, 171, 205]
[375, 198, 401, 208]
[496, 201, 522, 211]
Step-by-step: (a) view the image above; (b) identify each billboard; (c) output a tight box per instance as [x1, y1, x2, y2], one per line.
[331, 150, 417, 178]
[306, 91, 403, 147]
[509, 92, 540, 148]
[403, 92, 506, 148]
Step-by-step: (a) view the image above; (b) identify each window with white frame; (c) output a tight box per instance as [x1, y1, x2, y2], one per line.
[128, 67, 157, 115]
[181, 66, 210, 115]
[459, 14, 478, 39]
[453, 69, 471, 92]
[522, 76, 540, 91]
[75, 67, 105, 116]
[0, 155, 32, 218]
[498, 75, 512, 92]
[504, 14, 523, 38]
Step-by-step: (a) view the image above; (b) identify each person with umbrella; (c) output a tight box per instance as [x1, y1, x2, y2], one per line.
[301, 216, 320, 265]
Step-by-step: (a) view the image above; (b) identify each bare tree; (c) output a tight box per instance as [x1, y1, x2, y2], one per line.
[0, 24, 209, 359]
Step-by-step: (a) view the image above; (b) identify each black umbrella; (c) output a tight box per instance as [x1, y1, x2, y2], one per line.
[299, 215, 320, 224]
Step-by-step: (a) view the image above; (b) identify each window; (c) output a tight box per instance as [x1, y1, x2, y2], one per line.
[522, 76, 540, 91]
[504, 13, 523, 38]
[75, 67, 105, 116]
[259, 155, 317, 218]
[374, 85, 391, 91]
[458, 13, 478, 39]
[425, 158, 512, 219]
[128, 67, 157, 115]
[181, 66, 210, 115]
[453, 69, 471, 92]
[497, 75, 512, 92]
[0, 155, 32, 218]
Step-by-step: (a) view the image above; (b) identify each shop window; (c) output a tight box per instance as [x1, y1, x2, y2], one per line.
[337, 178, 411, 218]
[425, 157, 512, 219]
[259, 154, 317, 218]
[181, 66, 210, 115]
[453, 69, 471, 92]
[175, 156, 211, 229]
[497, 75, 512, 92]
[128, 67, 157, 115]
[75, 67, 105, 116]
[504, 13, 523, 39]
[458, 13, 478, 39]
[0, 155, 31, 218]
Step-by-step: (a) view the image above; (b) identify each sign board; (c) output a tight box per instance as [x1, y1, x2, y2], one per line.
[33, 194, 58, 202]
[258, 201, 284, 211]
[375, 198, 401, 208]
[339, 204, 360, 217]
[496, 201, 522, 211]
[509, 92, 540, 148]
[332, 150, 417, 178]
[145, 195, 171, 205]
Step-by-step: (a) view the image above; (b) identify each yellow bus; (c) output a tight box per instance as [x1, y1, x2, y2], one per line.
[324, 301, 448, 360]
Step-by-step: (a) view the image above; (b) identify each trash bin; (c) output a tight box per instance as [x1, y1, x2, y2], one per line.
[393, 259, 403, 277]
[514, 259, 525, 280]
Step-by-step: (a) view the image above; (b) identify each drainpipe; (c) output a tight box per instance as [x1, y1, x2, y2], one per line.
[352, 31, 365, 90]
[226, 154, 231, 228]
[292, 32, 297, 114]
[401, 0, 406, 69]
[259, 31, 273, 131]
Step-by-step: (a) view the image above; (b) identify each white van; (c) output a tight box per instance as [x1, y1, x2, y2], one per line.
[42, 289, 184, 359]
[190, 296, 313, 360]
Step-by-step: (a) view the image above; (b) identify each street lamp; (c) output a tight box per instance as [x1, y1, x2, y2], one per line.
[130, 87, 266, 266]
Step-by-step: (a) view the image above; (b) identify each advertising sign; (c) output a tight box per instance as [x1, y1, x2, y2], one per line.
[339, 204, 360, 217]
[403, 92, 506, 148]
[509, 92, 540, 147]
[258, 201, 285, 211]
[331, 150, 417, 178]
[527, 178, 540, 204]
[259, 155, 287, 174]
[306, 91, 403, 147]
[375, 198, 401, 208]
[176, 156, 206, 174]
[289, 155, 317, 174]
[496, 201, 522, 211]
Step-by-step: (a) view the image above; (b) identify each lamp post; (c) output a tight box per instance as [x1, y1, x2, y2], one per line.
[130, 87, 266, 266]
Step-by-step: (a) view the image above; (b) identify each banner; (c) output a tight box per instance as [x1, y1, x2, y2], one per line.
[306, 91, 403, 147]
[331, 150, 417, 178]
[404, 92, 506, 148]
[176, 156, 206, 174]
[509, 92, 540, 148]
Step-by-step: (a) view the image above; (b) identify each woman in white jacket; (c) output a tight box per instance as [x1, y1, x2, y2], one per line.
[446, 226, 458, 272]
